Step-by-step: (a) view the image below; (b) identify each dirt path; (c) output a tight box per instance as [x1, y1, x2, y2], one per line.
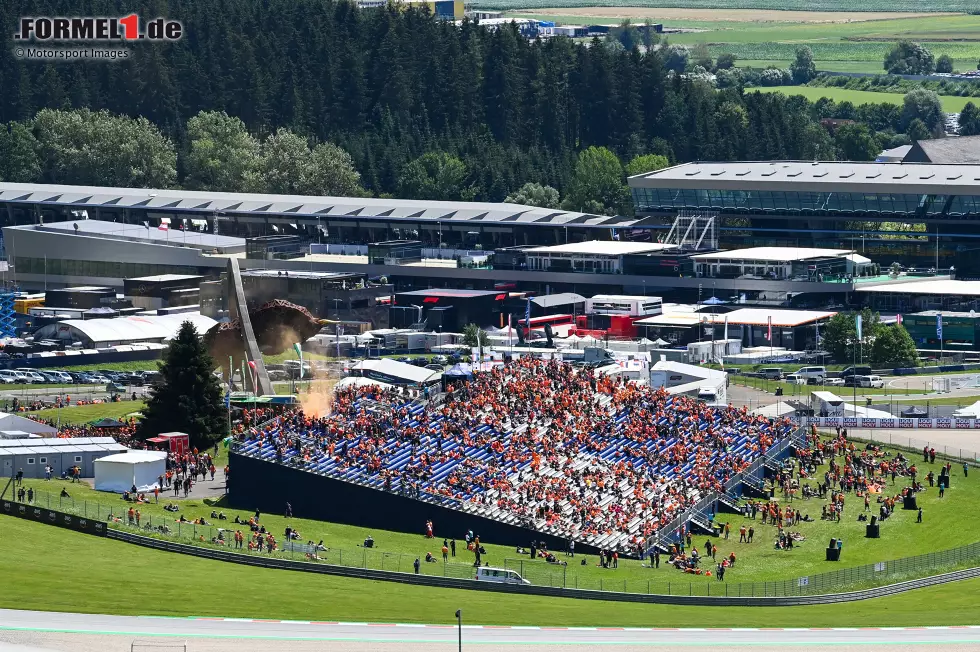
[511, 8, 956, 23]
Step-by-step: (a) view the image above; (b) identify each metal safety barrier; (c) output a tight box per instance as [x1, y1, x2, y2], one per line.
[106, 528, 980, 607]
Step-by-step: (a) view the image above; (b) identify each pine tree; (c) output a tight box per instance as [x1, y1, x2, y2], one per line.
[137, 321, 227, 450]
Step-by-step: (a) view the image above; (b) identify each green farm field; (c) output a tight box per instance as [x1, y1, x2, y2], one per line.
[505, 9, 980, 76]
[2, 515, 980, 626]
[754, 86, 979, 112]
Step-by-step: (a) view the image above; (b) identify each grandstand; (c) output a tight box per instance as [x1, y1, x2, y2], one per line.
[231, 359, 798, 555]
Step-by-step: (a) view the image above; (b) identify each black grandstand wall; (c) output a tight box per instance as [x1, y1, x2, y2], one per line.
[228, 451, 600, 555]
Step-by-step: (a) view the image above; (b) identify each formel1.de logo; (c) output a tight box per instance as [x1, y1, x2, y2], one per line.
[14, 15, 182, 41]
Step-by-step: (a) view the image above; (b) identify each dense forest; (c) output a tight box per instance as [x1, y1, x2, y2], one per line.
[0, 0, 935, 210]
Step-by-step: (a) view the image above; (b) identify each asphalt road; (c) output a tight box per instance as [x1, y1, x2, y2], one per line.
[2, 609, 980, 651]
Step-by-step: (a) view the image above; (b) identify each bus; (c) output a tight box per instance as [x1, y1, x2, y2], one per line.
[516, 313, 575, 335]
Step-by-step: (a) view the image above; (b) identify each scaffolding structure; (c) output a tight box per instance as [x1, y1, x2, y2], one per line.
[0, 291, 15, 338]
[663, 210, 719, 251]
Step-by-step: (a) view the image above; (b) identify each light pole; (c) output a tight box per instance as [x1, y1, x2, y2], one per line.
[455, 609, 462, 652]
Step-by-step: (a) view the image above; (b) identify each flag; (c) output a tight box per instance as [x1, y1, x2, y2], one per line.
[855, 314, 863, 341]
[896, 313, 903, 326]
[767, 316, 772, 341]
[937, 313, 943, 340]
[723, 316, 729, 341]
[158, 223, 169, 231]
[228, 355, 234, 391]
[507, 313, 513, 342]
[525, 297, 531, 331]
[293, 343, 304, 380]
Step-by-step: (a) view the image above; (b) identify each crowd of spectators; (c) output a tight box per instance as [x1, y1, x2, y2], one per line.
[238, 358, 794, 552]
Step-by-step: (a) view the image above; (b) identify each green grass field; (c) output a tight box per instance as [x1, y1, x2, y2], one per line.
[754, 85, 978, 111]
[11, 441, 977, 593]
[1, 516, 979, 626]
[21, 400, 145, 425]
[505, 10, 980, 76]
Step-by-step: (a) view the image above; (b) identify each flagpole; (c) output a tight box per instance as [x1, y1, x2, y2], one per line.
[227, 355, 233, 436]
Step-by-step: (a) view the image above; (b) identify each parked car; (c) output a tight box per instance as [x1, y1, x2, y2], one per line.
[825, 378, 846, 386]
[47, 370, 73, 383]
[759, 368, 784, 380]
[37, 371, 62, 383]
[0, 370, 24, 384]
[15, 369, 46, 383]
[839, 365, 873, 379]
[88, 374, 111, 384]
[793, 366, 827, 383]
[784, 374, 806, 385]
[858, 375, 885, 389]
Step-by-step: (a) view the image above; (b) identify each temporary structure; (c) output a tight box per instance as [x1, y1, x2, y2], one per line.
[953, 400, 980, 419]
[0, 413, 57, 436]
[94, 450, 167, 493]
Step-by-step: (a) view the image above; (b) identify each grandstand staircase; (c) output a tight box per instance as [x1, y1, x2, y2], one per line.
[739, 477, 769, 499]
[686, 512, 715, 535]
[715, 493, 743, 514]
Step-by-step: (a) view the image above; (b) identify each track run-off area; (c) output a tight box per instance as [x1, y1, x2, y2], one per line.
[2, 609, 980, 651]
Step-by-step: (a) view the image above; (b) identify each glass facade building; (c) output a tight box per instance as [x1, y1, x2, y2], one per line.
[629, 161, 980, 271]
[631, 188, 980, 218]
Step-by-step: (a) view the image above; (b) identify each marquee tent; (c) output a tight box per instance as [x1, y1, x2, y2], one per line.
[94, 450, 167, 493]
[0, 413, 57, 436]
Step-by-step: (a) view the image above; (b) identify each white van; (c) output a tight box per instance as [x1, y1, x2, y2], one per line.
[47, 370, 73, 383]
[474, 567, 530, 585]
[10, 370, 34, 383]
[858, 375, 885, 388]
[793, 366, 827, 383]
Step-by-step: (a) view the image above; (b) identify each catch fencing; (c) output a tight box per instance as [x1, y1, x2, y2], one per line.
[105, 527, 980, 606]
[6, 487, 980, 602]
[18, 483, 978, 600]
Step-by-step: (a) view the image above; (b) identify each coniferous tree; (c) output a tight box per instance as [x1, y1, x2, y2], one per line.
[137, 321, 227, 450]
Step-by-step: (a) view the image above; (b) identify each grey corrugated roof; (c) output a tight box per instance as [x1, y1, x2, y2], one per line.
[629, 161, 980, 196]
[37, 220, 244, 249]
[0, 182, 629, 228]
[530, 292, 587, 308]
[909, 136, 980, 165]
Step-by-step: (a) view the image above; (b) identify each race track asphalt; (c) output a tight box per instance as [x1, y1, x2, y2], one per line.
[2, 609, 980, 652]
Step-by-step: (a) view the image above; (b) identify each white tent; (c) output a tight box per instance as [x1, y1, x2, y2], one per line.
[0, 413, 57, 436]
[94, 450, 167, 493]
[334, 376, 395, 392]
[954, 400, 980, 418]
